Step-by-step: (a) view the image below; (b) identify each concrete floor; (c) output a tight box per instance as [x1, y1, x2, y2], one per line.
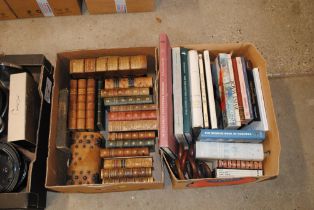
[0, 0, 314, 209]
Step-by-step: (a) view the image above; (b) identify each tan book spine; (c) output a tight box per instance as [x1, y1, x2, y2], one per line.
[104, 76, 153, 89]
[107, 56, 119, 71]
[110, 104, 157, 112]
[100, 147, 150, 158]
[103, 157, 153, 169]
[108, 131, 156, 140]
[108, 110, 157, 121]
[84, 58, 96, 72]
[68, 80, 77, 129]
[108, 120, 158, 132]
[102, 177, 154, 184]
[77, 79, 86, 129]
[101, 87, 150, 98]
[101, 168, 152, 179]
[118, 56, 131, 70]
[86, 79, 95, 130]
[218, 160, 263, 170]
[70, 59, 84, 73]
[130, 55, 147, 70]
[96, 57, 108, 72]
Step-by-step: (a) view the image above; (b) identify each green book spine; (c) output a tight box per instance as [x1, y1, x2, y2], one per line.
[104, 95, 153, 106]
[97, 80, 106, 131]
[105, 139, 155, 148]
[180, 48, 193, 143]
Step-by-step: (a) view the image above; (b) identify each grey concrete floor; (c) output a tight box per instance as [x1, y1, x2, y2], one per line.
[0, 0, 314, 209]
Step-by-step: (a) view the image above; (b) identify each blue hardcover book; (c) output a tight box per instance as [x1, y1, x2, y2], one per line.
[211, 63, 223, 129]
[197, 129, 265, 143]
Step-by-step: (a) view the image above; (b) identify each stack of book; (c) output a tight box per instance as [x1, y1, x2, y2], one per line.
[171, 48, 268, 178]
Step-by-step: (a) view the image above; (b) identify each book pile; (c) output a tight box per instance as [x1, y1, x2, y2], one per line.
[171, 48, 268, 179]
[66, 55, 157, 185]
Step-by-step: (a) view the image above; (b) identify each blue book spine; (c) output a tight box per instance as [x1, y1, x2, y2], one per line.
[241, 57, 253, 119]
[211, 63, 223, 129]
[198, 129, 265, 143]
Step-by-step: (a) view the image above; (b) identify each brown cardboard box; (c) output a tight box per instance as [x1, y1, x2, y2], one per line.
[0, 0, 16, 20]
[163, 43, 281, 188]
[86, 0, 155, 14]
[45, 47, 164, 193]
[6, 0, 81, 18]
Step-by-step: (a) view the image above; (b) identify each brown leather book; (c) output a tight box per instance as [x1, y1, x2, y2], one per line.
[102, 177, 154, 184]
[108, 120, 158, 132]
[84, 58, 96, 72]
[130, 55, 147, 70]
[104, 76, 153, 89]
[101, 168, 152, 179]
[68, 80, 77, 129]
[77, 79, 86, 129]
[100, 147, 149, 158]
[67, 132, 103, 185]
[110, 104, 157, 112]
[108, 131, 156, 140]
[107, 56, 119, 71]
[96, 57, 108, 72]
[118, 56, 130, 70]
[70, 59, 84, 73]
[103, 157, 153, 169]
[86, 79, 95, 130]
[101, 87, 150, 98]
[108, 110, 157, 121]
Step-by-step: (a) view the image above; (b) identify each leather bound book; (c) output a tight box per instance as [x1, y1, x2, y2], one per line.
[68, 80, 77, 129]
[96, 80, 106, 131]
[105, 139, 155, 148]
[108, 120, 158, 132]
[104, 76, 153, 89]
[103, 95, 153, 106]
[77, 79, 86, 130]
[86, 79, 95, 130]
[103, 157, 153, 169]
[110, 104, 157, 112]
[102, 177, 154, 184]
[107, 56, 119, 71]
[130, 55, 147, 70]
[84, 58, 96, 72]
[96, 57, 108, 72]
[101, 87, 150, 97]
[108, 131, 156, 140]
[70, 59, 84, 73]
[118, 56, 131, 70]
[101, 168, 152, 179]
[108, 110, 157, 121]
[100, 147, 150, 158]
[67, 132, 103, 185]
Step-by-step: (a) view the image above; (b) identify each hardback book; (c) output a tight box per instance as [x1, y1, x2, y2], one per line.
[103, 157, 153, 169]
[108, 120, 158, 132]
[101, 87, 150, 97]
[103, 95, 153, 106]
[216, 160, 263, 170]
[232, 58, 245, 123]
[172, 47, 188, 147]
[211, 63, 224, 129]
[159, 33, 177, 158]
[68, 79, 77, 129]
[235, 57, 252, 123]
[130, 55, 147, 70]
[110, 104, 157, 112]
[108, 131, 156, 140]
[102, 177, 154, 184]
[76, 79, 86, 129]
[70, 59, 84, 73]
[118, 56, 131, 70]
[244, 68, 269, 131]
[107, 56, 119, 71]
[198, 53, 209, 128]
[197, 129, 265, 143]
[84, 58, 96, 72]
[246, 62, 260, 121]
[96, 80, 106, 131]
[180, 48, 193, 143]
[96, 57, 108, 72]
[203, 50, 217, 129]
[104, 76, 153, 89]
[195, 141, 264, 161]
[240, 57, 254, 120]
[105, 139, 155, 148]
[215, 169, 263, 178]
[100, 147, 150, 158]
[101, 168, 152, 179]
[86, 79, 95, 130]
[188, 50, 204, 129]
[108, 110, 157, 121]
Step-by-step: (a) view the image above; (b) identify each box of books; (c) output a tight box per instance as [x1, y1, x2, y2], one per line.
[159, 36, 281, 188]
[45, 47, 164, 192]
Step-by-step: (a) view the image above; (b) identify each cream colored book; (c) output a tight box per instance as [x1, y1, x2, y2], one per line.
[198, 53, 209, 128]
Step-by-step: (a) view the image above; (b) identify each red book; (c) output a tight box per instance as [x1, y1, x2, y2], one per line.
[232, 58, 245, 122]
[159, 33, 177, 158]
[108, 110, 157, 121]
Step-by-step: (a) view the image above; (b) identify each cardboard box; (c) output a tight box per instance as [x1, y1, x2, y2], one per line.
[86, 0, 155, 14]
[5, 0, 81, 18]
[45, 47, 164, 193]
[0, 54, 54, 209]
[162, 43, 281, 188]
[0, 0, 16, 20]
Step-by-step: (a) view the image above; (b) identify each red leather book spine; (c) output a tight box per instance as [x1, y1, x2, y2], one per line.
[108, 110, 157, 121]
[232, 58, 244, 122]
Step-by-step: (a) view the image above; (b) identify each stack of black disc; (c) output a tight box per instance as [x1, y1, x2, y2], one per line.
[0, 142, 28, 193]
